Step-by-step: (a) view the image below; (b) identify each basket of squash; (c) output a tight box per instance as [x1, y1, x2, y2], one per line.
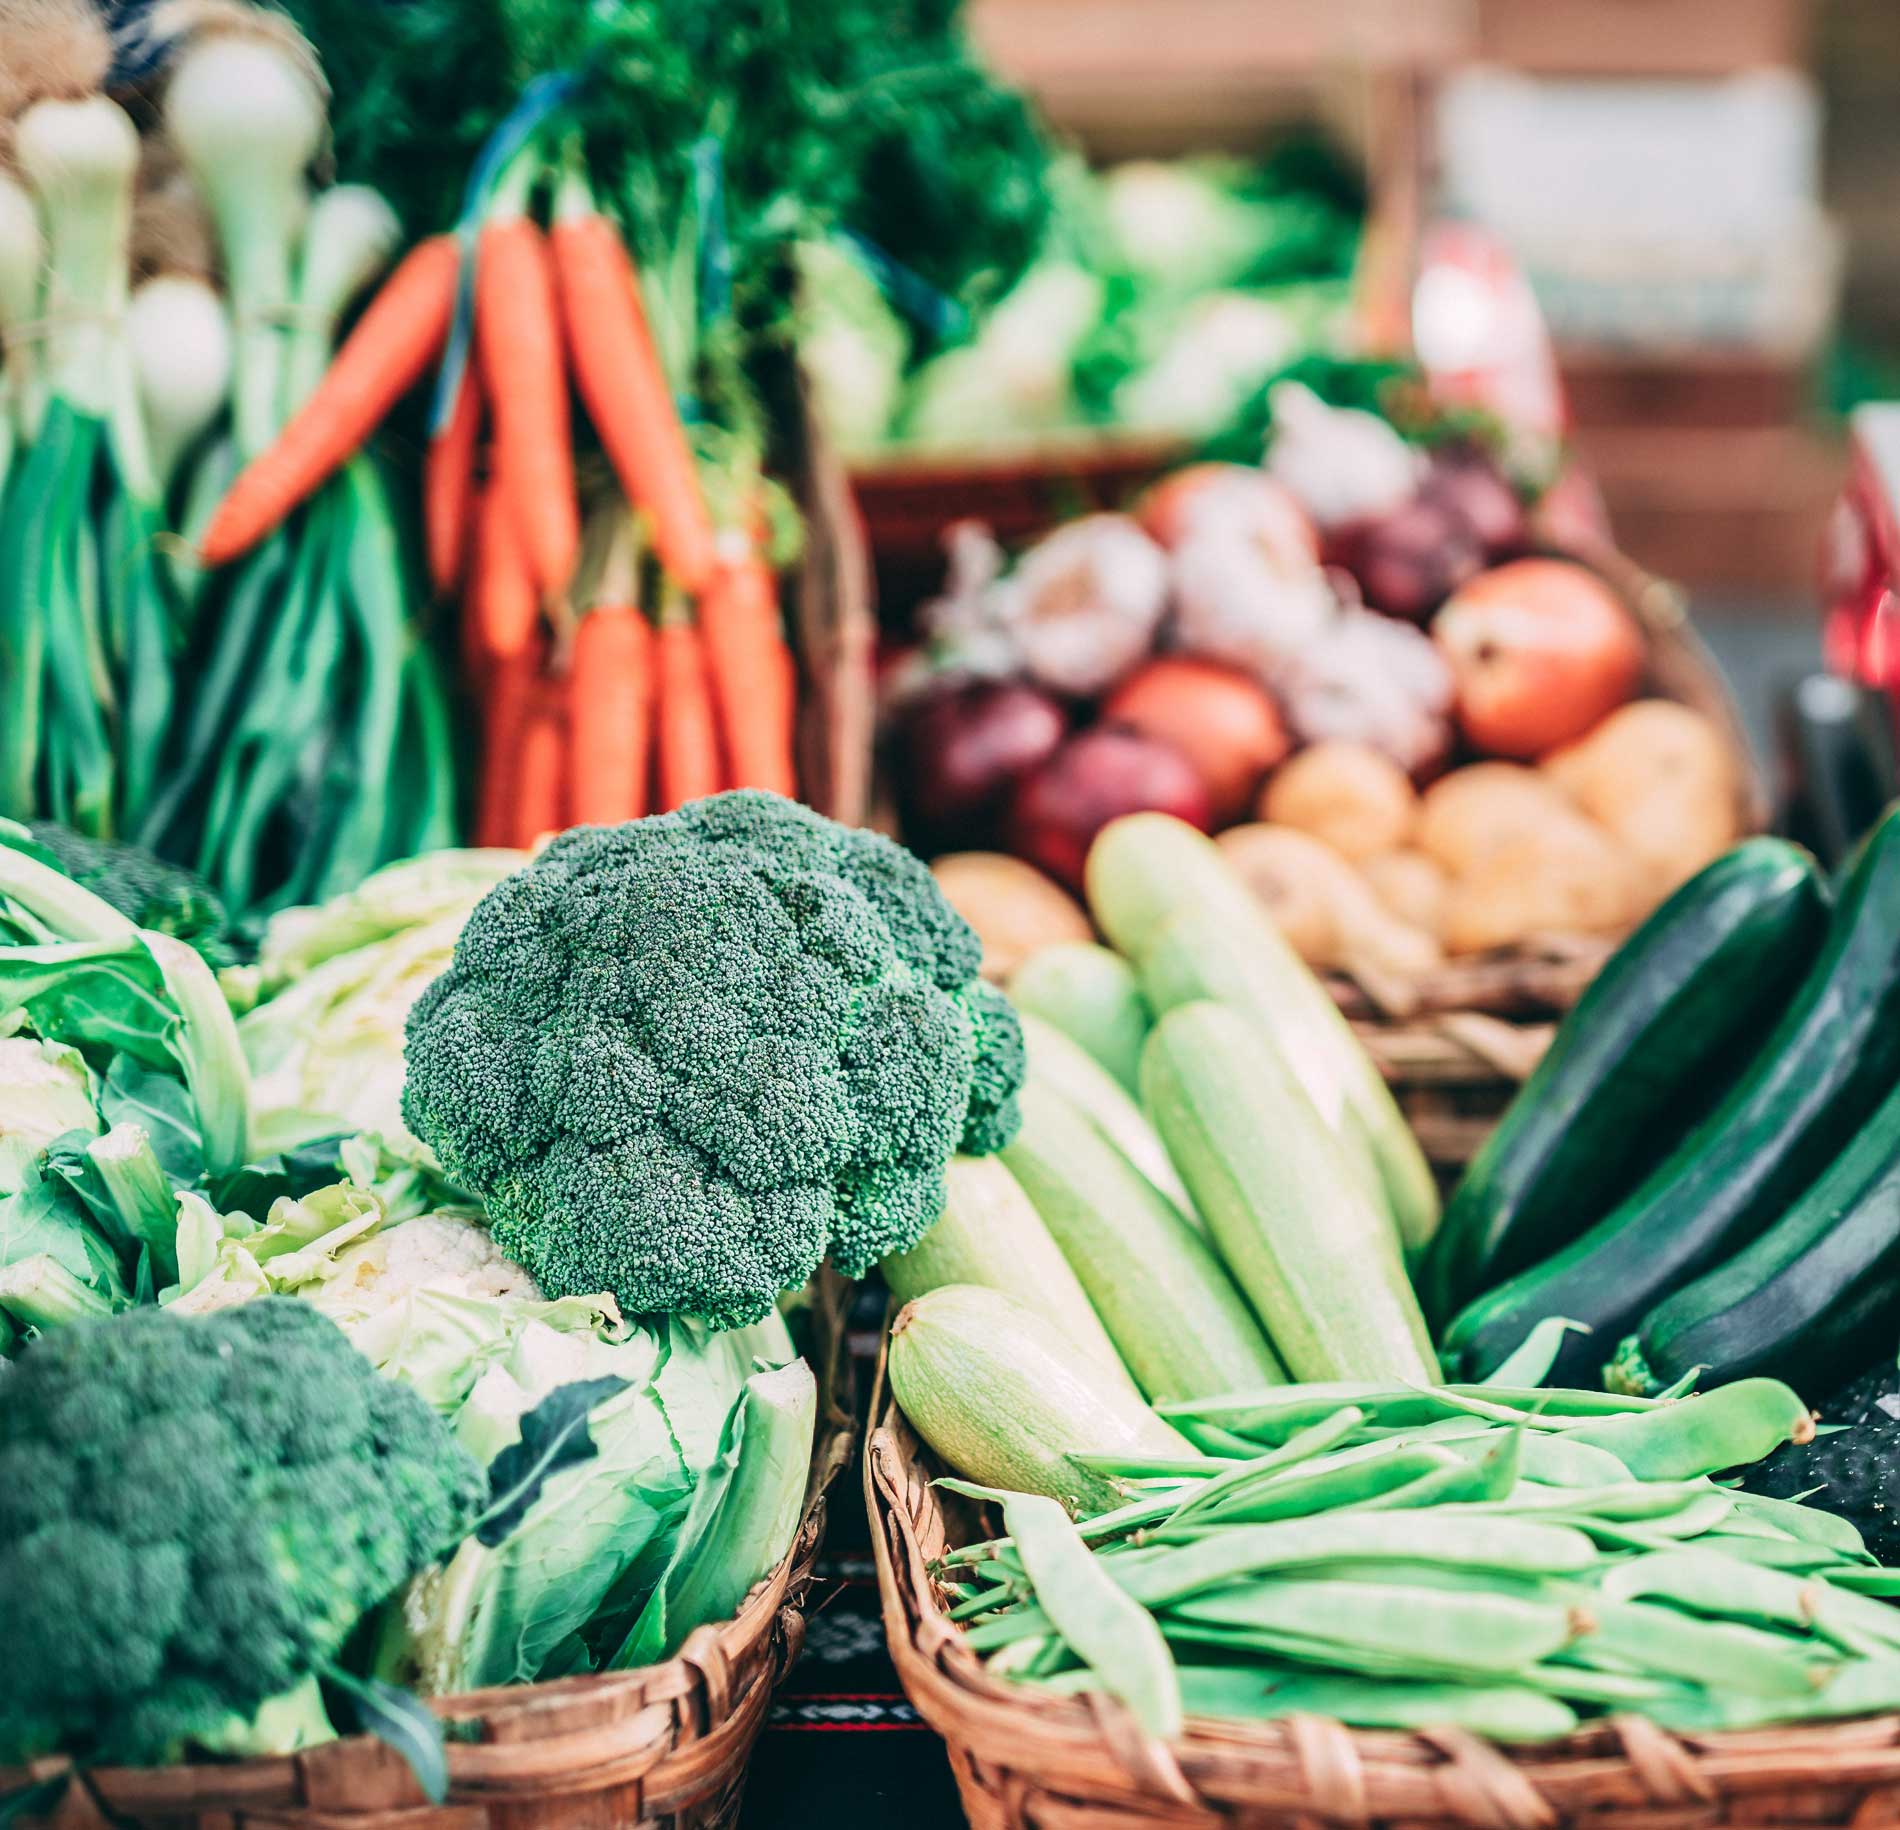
[881, 384, 1765, 1167]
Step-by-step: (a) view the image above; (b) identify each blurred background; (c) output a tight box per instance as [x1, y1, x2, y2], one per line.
[813, 0, 1900, 751]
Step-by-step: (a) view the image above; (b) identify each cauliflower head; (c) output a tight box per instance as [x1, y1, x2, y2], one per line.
[0, 1299, 485, 1766]
[401, 792, 1026, 1328]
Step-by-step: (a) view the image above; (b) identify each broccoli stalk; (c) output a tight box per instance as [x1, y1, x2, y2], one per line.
[402, 792, 1026, 1328]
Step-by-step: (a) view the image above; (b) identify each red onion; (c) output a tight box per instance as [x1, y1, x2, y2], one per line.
[1330, 497, 1485, 622]
[894, 680, 1068, 851]
[1006, 728, 1213, 893]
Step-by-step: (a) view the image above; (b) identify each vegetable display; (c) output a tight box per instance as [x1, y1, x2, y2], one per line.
[0, 794, 927, 1789]
[886, 783, 1900, 1758]
[169, 0, 1053, 848]
[808, 149, 1365, 454]
[923, 1360, 1900, 1742]
[895, 385, 1747, 982]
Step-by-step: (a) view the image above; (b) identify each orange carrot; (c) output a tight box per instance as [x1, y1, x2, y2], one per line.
[474, 644, 537, 847]
[424, 361, 484, 597]
[512, 682, 569, 848]
[700, 553, 797, 797]
[656, 608, 724, 811]
[476, 213, 579, 605]
[550, 175, 719, 595]
[567, 604, 653, 825]
[470, 473, 539, 665]
[201, 236, 460, 565]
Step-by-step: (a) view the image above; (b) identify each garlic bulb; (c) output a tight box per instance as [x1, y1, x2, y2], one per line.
[1277, 606, 1455, 775]
[1008, 514, 1169, 698]
[1265, 381, 1425, 531]
[1169, 524, 1336, 683]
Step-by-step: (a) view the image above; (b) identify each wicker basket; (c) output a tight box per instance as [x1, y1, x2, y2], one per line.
[8, 1274, 857, 1830]
[867, 1382, 1900, 1830]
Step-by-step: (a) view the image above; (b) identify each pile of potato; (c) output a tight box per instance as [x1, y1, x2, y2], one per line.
[1226, 699, 1741, 976]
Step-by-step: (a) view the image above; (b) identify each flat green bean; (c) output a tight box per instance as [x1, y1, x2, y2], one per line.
[1604, 1550, 1900, 1659]
[1169, 1578, 1582, 1674]
[1544, 1492, 1736, 1549]
[1167, 1408, 1366, 1523]
[1438, 1428, 1630, 1489]
[1474, 1316, 1590, 1388]
[1122, 1514, 1598, 1606]
[1159, 1621, 1577, 1689]
[1003, 1493, 1183, 1740]
[1439, 1481, 1724, 1522]
[1729, 1493, 1872, 1560]
[1162, 1445, 1457, 1532]
[1565, 1379, 1813, 1480]
[1071, 1454, 1233, 1478]
[1578, 1598, 1838, 1699]
[1176, 1417, 1272, 1458]
[1177, 1665, 1579, 1743]
[1828, 1567, 1900, 1597]
[1359, 1428, 1521, 1510]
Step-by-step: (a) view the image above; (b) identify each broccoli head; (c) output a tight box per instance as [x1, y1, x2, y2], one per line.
[0, 1299, 484, 1766]
[401, 791, 1025, 1328]
[15, 822, 237, 967]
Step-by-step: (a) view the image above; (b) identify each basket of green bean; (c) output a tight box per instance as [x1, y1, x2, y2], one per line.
[866, 1330, 1900, 1829]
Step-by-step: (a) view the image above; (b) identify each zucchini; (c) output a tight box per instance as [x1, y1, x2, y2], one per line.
[1019, 1010, 1191, 1213]
[882, 1154, 1140, 1399]
[1442, 805, 1900, 1385]
[1002, 1079, 1286, 1401]
[1611, 1075, 1900, 1396]
[1008, 941, 1149, 1095]
[887, 1283, 1192, 1513]
[1423, 839, 1828, 1326]
[1140, 1000, 1436, 1383]
[1090, 815, 1438, 1255]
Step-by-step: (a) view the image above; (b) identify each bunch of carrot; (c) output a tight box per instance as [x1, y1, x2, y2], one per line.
[198, 156, 801, 851]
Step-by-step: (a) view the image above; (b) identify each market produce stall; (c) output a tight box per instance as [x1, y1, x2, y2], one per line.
[6, 1, 1900, 1827]
[866, 807, 1900, 1826]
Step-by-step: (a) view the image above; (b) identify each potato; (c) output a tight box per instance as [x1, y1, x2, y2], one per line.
[1416, 763, 1583, 876]
[1361, 850, 1449, 939]
[1543, 700, 1739, 896]
[930, 852, 1093, 980]
[1259, 741, 1418, 861]
[1441, 822, 1643, 955]
[1218, 823, 1442, 981]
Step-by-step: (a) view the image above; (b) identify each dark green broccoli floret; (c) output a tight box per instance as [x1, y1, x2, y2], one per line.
[16, 823, 237, 967]
[0, 1299, 484, 1767]
[401, 791, 1025, 1328]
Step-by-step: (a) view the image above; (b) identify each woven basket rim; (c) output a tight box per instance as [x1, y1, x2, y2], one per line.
[5, 1273, 858, 1821]
[865, 1377, 1900, 1829]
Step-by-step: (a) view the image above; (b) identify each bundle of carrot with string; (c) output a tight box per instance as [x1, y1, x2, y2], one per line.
[185, 0, 1052, 849]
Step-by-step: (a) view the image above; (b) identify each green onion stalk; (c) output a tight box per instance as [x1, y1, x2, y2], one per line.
[0, 89, 161, 840]
[0, 164, 43, 495]
[145, 21, 459, 916]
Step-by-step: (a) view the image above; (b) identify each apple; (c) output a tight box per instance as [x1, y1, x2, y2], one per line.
[1433, 559, 1646, 759]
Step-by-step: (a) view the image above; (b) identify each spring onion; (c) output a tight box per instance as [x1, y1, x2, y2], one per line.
[164, 24, 325, 455]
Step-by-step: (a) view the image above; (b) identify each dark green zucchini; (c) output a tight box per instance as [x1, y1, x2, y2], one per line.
[1609, 1074, 1900, 1396]
[1440, 804, 1900, 1386]
[1422, 838, 1828, 1327]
